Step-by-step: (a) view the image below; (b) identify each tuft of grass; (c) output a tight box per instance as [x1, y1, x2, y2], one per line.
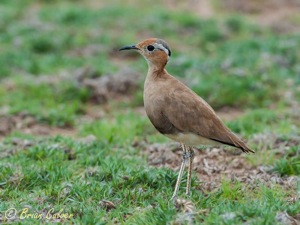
[227, 109, 277, 136]
[273, 152, 300, 176]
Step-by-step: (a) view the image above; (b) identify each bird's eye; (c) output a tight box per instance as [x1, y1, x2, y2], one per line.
[147, 45, 155, 51]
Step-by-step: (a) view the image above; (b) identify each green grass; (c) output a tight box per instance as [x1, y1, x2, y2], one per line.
[0, 0, 299, 224]
[0, 77, 90, 126]
[273, 145, 300, 176]
[1, 135, 299, 224]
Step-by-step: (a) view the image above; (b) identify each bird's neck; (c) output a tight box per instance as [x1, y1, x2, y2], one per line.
[147, 63, 168, 79]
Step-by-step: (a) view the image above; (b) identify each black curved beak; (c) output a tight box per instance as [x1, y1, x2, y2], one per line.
[119, 45, 139, 51]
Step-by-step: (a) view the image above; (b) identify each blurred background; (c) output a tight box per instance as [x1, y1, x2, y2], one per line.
[0, 0, 299, 135]
[0, 0, 300, 223]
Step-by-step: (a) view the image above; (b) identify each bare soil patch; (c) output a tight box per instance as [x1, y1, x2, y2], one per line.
[0, 114, 75, 142]
[216, 107, 244, 121]
[137, 140, 299, 192]
[168, 0, 300, 34]
[164, 0, 214, 18]
[76, 67, 141, 104]
[218, 0, 300, 33]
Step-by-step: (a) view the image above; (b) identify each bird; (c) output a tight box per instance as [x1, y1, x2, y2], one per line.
[119, 38, 254, 201]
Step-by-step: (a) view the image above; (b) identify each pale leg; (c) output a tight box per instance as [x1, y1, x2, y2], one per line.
[171, 144, 188, 201]
[186, 147, 195, 196]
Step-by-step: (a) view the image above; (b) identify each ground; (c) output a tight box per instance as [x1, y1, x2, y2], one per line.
[0, 0, 299, 224]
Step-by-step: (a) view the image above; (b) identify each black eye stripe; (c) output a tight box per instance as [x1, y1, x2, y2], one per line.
[158, 48, 171, 56]
[147, 45, 155, 51]
[147, 43, 171, 56]
[167, 48, 171, 56]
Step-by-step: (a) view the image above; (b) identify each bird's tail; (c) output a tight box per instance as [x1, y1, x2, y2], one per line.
[227, 132, 255, 153]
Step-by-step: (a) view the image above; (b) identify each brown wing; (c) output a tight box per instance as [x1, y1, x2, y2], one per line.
[161, 78, 254, 153]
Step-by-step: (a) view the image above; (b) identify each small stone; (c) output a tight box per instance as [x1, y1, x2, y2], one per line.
[99, 200, 116, 212]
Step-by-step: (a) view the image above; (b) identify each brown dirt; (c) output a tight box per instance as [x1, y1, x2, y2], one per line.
[164, 0, 300, 34]
[164, 0, 214, 18]
[204, 0, 300, 33]
[220, 0, 300, 14]
[0, 114, 75, 142]
[137, 140, 299, 192]
[75, 67, 141, 104]
[216, 107, 244, 121]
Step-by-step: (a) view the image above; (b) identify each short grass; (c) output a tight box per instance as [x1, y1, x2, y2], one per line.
[0, 0, 299, 224]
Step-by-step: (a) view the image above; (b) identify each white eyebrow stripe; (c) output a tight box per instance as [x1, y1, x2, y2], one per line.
[155, 43, 169, 56]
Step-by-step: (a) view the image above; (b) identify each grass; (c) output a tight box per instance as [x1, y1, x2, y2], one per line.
[0, 76, 90, 126]
[0, 0, 299, 224]
[1, 135, 299, 224]
[273, 145, 300, 176]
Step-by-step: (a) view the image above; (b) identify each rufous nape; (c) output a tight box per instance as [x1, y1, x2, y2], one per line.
[120, 38, 254, 201]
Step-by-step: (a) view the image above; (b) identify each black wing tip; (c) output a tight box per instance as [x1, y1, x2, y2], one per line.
[241, 147, 255, 154]
[209, 138, 255, 154]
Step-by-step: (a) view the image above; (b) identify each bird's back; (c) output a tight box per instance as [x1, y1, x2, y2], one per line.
[144, 70, 254, 153]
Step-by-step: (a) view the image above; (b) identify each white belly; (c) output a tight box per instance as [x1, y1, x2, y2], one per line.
[165, 133, 221, 147]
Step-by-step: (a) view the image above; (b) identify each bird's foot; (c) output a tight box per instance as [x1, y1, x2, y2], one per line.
[183, 151, 194, 160]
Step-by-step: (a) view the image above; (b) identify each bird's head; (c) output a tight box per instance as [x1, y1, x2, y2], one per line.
[119, 38, 171, 68]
